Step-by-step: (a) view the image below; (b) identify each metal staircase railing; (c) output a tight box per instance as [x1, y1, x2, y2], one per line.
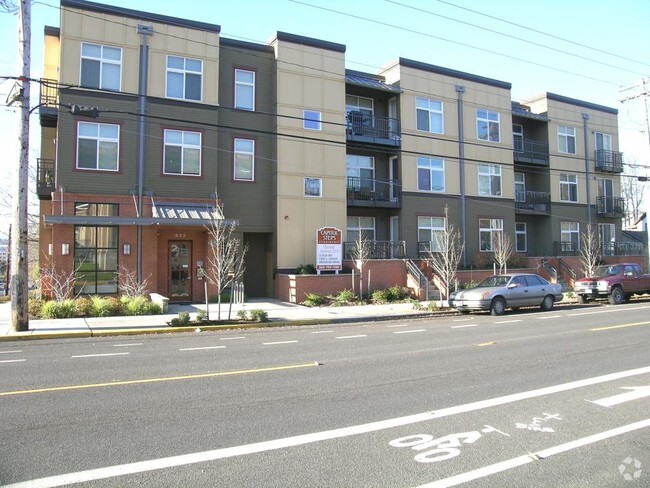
[406, 259, 434, 301]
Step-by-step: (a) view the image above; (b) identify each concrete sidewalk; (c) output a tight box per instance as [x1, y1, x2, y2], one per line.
[0, 298, 432, 341]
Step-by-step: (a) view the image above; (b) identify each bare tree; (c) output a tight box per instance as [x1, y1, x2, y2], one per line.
[492, 231, 513, 275]
[349, 230, 372, 298]
[426, 206, 464, 303]
[39, 254, 82, 301]
[203, 200, 247, 320]
[621, 159, 645, 229]
[579, 224, 601, 278]
[116, 264, 152, 298]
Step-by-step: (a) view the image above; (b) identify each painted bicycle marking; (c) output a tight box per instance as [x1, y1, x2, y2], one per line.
[515, 412, 562, 433]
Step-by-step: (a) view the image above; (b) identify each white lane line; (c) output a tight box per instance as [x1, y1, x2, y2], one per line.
[537, 315, 561, 320]
[113, 343, 143, 347]
[8, 366, 650, 488]
[179, 346, 226, 351]
[262, 341, 298, 346]
[452, 318, 473, 322]
[416, 419, 650, 488]
[387, 324, 409, 328]
[451, 324, 479, 329]
[394, 329, 426, 334]
[568, 305, 649, 317]
[71, 353, 130, 359]
[0, 359, 26, 364]
[310, 330, 333, 334]
[220, 336, 246, 341]
[335, 335, 367, 339]
[0, 350, 23, 354]
[494, 320, 522, 324]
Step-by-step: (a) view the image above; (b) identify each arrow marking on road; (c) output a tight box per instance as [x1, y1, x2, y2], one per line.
[588, 386, 650, 407]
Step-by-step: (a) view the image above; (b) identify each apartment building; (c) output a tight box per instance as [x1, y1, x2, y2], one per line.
[36, 0, 638, 303]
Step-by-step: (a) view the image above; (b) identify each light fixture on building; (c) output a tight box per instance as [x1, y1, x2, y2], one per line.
[48, 244, 53, 255]
[61, 243, 70, 255]
[123, 243, 131, 256]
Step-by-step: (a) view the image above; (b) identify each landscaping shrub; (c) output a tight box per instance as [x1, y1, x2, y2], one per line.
[371, 288, 390, 304]
[28, 297, 44, 318]
[170, 311, 191, 327]
[40, 299, 77, 319]
[195, 309, 207, 323]
[146, 302, 162, 315]
[301, 292, 326, 307]
[333, 289, 359, 306]
[296, 264, 316, 275]
[90, 296, 118, 317]
[387, 285, 409, 301]
[236, 309, 248, 321]
[74, 297, 93, 317]
[249, 309, 269, 323]
[122, 296, 151, 316]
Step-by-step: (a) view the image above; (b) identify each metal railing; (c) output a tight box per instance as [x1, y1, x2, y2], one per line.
[596, 196, 625, 216]
[600, 242, 647, 256]
[406, 258, 432, 301]
[39, 78, 59, 108]
[343, 240, 406, 260]
[594, 150, 623, 173]
[554, 241, 579, 256]
[346, 177, 401, 207]
[540, 258, 558, 282]
[513, 138, 549, 165]
[514, 191, 551, 214]
[346, 112, 401, 145]
[36, 158, 55, 198]
[557, 258, 576, 289]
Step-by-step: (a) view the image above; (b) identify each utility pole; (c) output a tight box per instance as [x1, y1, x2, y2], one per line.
[10, 0, 30, 332]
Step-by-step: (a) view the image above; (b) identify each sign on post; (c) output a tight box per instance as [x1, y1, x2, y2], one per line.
[316, 227, 342, 274]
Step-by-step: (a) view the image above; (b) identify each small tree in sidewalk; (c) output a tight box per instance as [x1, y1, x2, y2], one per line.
[579, 224, 601, 278]
[349, 230, 372, 298]
[39, 253, 83, 302]
[492, 231, 513, 275]
[426, 206, 464, 304]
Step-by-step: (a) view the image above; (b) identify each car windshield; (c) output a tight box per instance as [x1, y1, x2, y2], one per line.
[476, 276, 511, 288]
[593, 265, 622, 277]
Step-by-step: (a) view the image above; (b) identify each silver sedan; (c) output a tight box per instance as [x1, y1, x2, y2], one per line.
[448, 273, 563, 315]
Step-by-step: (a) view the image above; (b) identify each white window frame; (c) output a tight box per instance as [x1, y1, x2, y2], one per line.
[479, 218, 503, 252]
[598, 223, 616, 255]
[415, 97, 443, 134]
[594, 132, 612, 152]
[560, 221, 580, 250]
[234, 69, 255, 111]
[166, 55, 203, 102]
[418, 216, 446, 252]
[515, 222, 527, 252]
[559, 173, 578, 202]
[303, 110, 322, 130]
[512, 124, 523, 152]
[345, 95, 374, 117]
[233, 138, 255, 181]
[417, 156, 445, 192]
[346, 155, 375, 190]
[476, 109, 500, 142]
[163, 129, 201, 176]
[76, 121, 119, 171]
[304, 177, 322, 197]
[478, 163, 502, 197]
[514, 172, 526, 202]
[80, 42, 122, 91]
[346, 216, 375, 242]
[557, 125, 576, 154]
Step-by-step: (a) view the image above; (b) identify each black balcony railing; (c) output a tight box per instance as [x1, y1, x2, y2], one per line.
[347, 177, 401, 208]
[596, 196, 625, 217]
[346, 112, 400, 146]
[343, 240, 406, 259]
[594, 150, 623, 173]
[554, 241, 579, 256]
[601, 242, 647, 256]
[513, 138, 549, 165]
[36, 158, 55, 199]
[514, 190, 551, 214]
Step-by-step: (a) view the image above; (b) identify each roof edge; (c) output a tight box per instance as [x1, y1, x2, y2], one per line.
[399, 57, 511, 90]
[44, 25, 60, 37]
[546, 92, 618, 115]
[271, 31, 346, 53]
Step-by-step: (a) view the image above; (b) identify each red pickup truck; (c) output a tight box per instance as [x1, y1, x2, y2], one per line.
[573, 263, 650, 305]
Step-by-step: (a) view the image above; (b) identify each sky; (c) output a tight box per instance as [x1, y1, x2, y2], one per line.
[1, 0, 649, 238]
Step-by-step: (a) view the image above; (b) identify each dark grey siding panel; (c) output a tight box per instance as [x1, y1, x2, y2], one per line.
[514, 215, 553, 256]
[550, 203, 589, 243]
[465, 197, 515, 260]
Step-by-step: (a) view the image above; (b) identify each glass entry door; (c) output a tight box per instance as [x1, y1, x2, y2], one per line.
[169, 241, 192, 301]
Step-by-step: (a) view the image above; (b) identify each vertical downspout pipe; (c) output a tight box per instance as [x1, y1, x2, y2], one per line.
[582, 113, 591, 228]
[456, 85, 467, 267]
[136, 25, 152, 284]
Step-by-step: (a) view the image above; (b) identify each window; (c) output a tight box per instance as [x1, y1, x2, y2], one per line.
[234, 69, 255, 111]
[477, 109, 500, 142]
[233, 138, 254, 181]
[304, 177, 322, 197]
[560, 174, 578, 202]
[80, 42, 121, 91]
[416, 98, 443, 133]
[345, 95, 373, 117]
[515, 222, 527, 252]
[560, 221, 579, 251]
[74, 203, 119, 295]
[557, 125, 576, 154]
[303, 110, 322, 130]
[595, 132, 612, 152]
[513, 124, 523, 152]
[418, 216, 446, 252]
[417, 157, 445, 192]
[163, 130, 201, 176]
[346, 216, 375, 242]
[479, 218, 503, 251]
[599, 223, 615, 255]
[478, 163, 502, 196]
[514, 173, 525, 202]
[346, 155, 374, 190]
[77, 122, 119, 171]
[166, 56, 202, 101]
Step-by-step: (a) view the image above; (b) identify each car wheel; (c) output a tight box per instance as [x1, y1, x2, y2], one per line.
[540, 295, 554, 311]
[608, 286, 624, 305]
[490, 297, 506, 316]
[577, 295, 588, 304]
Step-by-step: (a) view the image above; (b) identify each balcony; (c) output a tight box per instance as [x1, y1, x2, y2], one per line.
[347, 177, 401, 208]
[601, 242, 647, 256]
[515, 191, 551, 215]
[346, 112, 400, 147]
[594, 150, 623, 173]
[343, 240, 406, 259]
[39, 78, 59, 127]
[554, 241, 579, 256]
[513, 138, 549, 166]
[36, 158, 55, 199]
[596, 196, 625, 218]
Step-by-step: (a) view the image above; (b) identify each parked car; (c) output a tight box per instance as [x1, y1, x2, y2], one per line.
[573, 263, 650, 305]
[449, 273, 563, 316]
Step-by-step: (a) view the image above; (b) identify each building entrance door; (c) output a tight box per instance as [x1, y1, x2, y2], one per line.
[169, 241, 192, 302]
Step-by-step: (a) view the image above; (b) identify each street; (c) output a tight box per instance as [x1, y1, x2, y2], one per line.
[1, 301, 649, 487]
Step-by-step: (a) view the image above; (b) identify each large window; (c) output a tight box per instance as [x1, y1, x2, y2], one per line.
[166, 56, 202, 101]
[476, 109, 500, 142]
[74, 203, 119, 295]
[595, 132, 612, 152]
[77, 122, 119, 171]
[418, 216, 446, 252]
[417, 157, 445, 192]
[478, 163, 502, 196]
[234, 69, 255, 111]
[479, 218, 503, 251]
[80, 42, 121, 91]
[233, 138, 255, 181]
[560, 173, 578, 202]
[514, 173, 526, 202]
[557, 125, 576, 154]
[416, 98, 443, 133]
[346, 155, 374, 190]
[599, 223, 616, 255]
[560, 221, 579, 251]
[346, 216, 375, 242]
[345, 95, 373, 117]
[163, 130, 201, 176]
[515, 222, 527, 252]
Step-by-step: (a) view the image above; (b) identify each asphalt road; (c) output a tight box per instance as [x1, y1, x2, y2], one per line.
[1, 300, 649, 487]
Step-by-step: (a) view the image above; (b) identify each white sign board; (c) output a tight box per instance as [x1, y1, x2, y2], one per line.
[316, 227, 342, 272]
